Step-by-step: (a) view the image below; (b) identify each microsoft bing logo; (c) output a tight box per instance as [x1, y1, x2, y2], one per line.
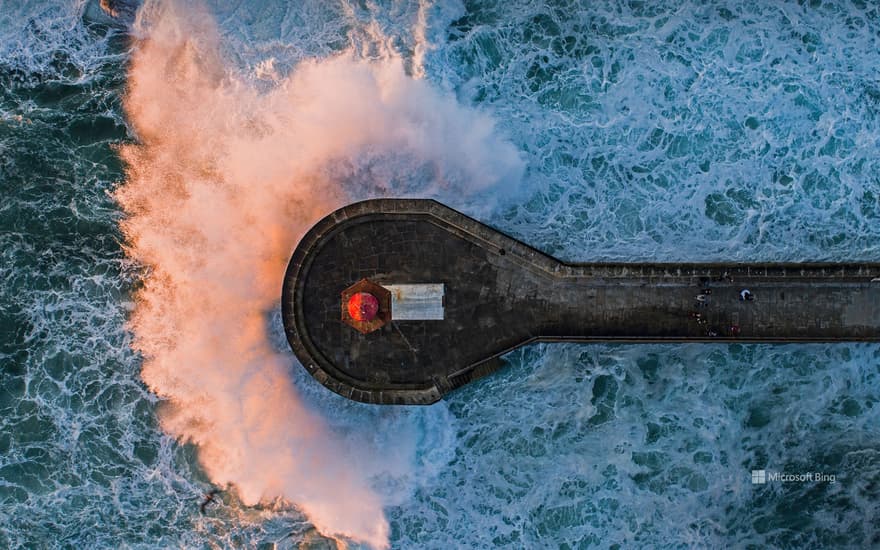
[750, 468, 836, 484]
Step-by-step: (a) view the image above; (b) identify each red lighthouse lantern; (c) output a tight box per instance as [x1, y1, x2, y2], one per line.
[347, 292, 379, 321]
[340, 278, 392, 334]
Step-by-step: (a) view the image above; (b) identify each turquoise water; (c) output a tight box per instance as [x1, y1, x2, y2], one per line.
[2, 0, 879, 548]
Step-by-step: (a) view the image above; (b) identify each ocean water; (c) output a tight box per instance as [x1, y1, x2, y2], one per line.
[1, 0, 879, 548]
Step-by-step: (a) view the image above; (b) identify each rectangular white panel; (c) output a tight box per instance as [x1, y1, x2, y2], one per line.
[385, 284, 445, 320]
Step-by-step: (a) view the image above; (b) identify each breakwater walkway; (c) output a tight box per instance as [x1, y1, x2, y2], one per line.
[282, 199, 880, 404]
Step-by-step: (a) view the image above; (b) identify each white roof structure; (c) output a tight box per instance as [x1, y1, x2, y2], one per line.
[385, 284, 445, 320]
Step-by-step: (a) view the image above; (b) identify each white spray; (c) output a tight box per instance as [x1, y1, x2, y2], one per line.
[115, 0, 522, 547]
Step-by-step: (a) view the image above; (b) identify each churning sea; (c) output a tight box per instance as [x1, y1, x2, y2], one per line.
[1, 0, 879, 548]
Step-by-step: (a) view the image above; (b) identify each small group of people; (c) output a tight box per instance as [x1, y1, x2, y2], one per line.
[686, 277, 751, 337]
[686, 315, 740, 337]
[689, 283, 713, 329]
[696, 286, 755, 303]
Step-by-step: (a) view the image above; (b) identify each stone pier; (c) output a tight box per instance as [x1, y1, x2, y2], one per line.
[281, 199, 880, 405]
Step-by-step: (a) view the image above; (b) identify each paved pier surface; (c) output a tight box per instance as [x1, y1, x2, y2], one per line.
[281, 199, 880, 405]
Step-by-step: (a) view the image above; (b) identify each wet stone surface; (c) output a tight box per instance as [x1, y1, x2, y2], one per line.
[282, 199, 880, 404]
